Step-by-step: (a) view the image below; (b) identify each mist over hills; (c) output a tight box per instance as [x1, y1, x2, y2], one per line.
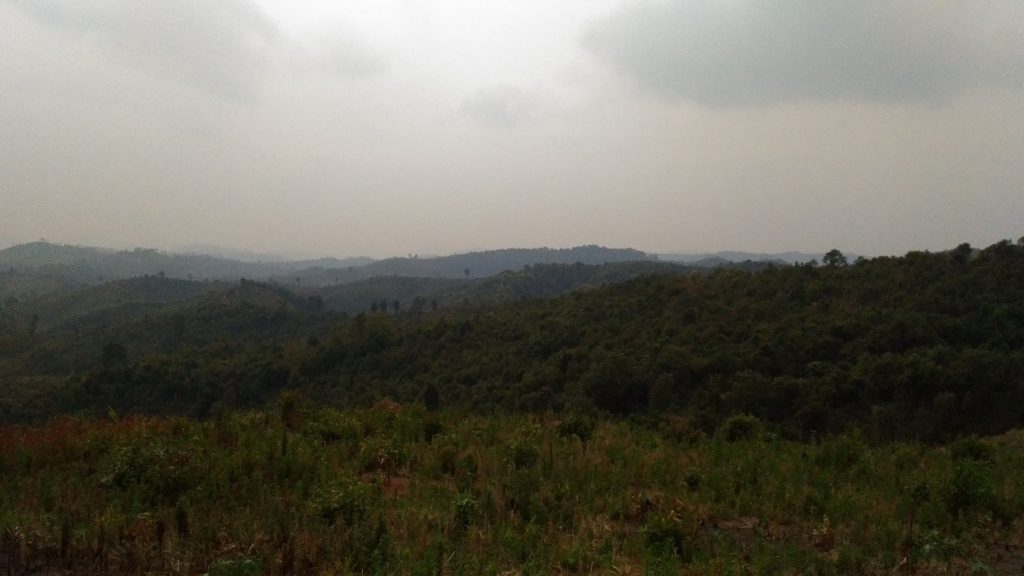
[0, 242, 378, 286]
[658, 251, 831, 265]
[0, 242, 661, 293]
[277, 246, 655, 286]
[173, 244, 300, 263]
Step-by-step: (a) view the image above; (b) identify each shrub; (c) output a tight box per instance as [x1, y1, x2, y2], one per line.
[684, 470, 701, 492]
[643, 512, 690, 561]
[717, 414, 763, 442]
[313, 475, 374, 525]
[423, 419, 444, 443]
[944, 462, 994, 519]
[305, 412, 362, 445]
[815, 431, 867, 472]
[949, 436, 994, 463]
[277, 390, 306, 432]
[454, 492, 478, 530]
[512, 443, 539, 470]
[102, 440, 198, 504]
[359, 437, 406, 476]
[556, 415, 594, 443]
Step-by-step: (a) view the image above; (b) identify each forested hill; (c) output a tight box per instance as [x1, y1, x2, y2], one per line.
[1, 239, 1018, 441]
[0, 242, 372, 288]
[0, 242, 654, 292]
[272, 246, 655, 286]
[309, 260, 700, 313]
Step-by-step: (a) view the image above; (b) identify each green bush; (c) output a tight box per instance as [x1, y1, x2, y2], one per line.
[717, 414, 763, 442]
[512, 442, 539, 470]
[454, 492, 478, 530]
[949, 436, 994, 463]
[305, 411, 363, 445]
[312, 475, 375, 525]
[944, 462, 994, 519]
[815, 432, 867, 472]
[556, 415, 595, 443]
[102, 440, 198, 504]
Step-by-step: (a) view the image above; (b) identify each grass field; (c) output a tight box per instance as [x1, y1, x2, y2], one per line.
[2, 402, 1023, 575]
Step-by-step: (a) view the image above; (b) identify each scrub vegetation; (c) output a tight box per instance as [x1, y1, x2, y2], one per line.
[3, 406, 1024, 575]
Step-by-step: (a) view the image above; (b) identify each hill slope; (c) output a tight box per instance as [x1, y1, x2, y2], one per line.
[3, 239, 1016, 441]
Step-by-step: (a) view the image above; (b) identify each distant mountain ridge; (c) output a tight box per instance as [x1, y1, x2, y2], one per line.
[657, 250, 834, 265]
[281, 245, 654, 286]
[173, 244, 297, 263]
[0, 242, 655, 292]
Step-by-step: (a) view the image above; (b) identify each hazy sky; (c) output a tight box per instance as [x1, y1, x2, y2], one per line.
[1, 0, 1022, 258]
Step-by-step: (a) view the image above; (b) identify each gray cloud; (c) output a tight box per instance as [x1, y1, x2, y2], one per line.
[460, 85, 541, 127]
[585, 1, 1024, 106]
[4, 0, 280, 101]
[316, 36, 388, 80]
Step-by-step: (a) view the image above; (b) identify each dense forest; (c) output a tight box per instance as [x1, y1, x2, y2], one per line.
[0, 239, 1021, 443]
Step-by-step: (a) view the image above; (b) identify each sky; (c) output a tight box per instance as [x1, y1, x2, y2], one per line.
[1, 0, 1022, 258]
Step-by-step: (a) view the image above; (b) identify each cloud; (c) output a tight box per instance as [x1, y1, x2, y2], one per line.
[584, 1, 1024, 106]
[4, 0, 280, 101]
[460, 85, 541, 127]
[314, 34, 388, 80]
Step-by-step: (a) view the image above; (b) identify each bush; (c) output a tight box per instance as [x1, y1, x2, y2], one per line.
[949, 436, 994, 463]
[454, 492, 478, 530]
[277, 390, 305, 432]
[556, 415, 594, 443]
[944, 462, 994, 519]
[102, 440, 198, 504]
[305, 411, 362, 445]
[512, 443, 539, 470]
[643, 512, 690, 561]
[815, 432, 867, 472]
[423, 418, 444, 443]
[313, 475, 375, 525]
[717, 414, 763, 442]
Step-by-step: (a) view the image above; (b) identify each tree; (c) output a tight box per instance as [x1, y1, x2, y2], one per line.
[823, 249, 848, 267]
[951, 243, 973, 264]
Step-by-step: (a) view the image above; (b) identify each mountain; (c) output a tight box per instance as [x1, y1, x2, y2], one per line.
[658, 251, 829, 265]
[309, 260, 698, 313]
[0, 242, 375, 289]
[281, 245, 654, 286]
[1, 242, 650, 291]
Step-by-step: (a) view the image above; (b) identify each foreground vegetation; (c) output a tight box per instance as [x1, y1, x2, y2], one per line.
[3, 404, 1024, 575]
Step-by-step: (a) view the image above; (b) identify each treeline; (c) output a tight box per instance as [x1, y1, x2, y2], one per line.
[7, 239, 1010, 442]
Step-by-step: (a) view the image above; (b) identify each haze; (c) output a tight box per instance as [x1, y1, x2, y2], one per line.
[2, 0, 1022, 258]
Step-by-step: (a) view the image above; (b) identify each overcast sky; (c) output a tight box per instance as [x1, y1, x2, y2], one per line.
[1, 0, 1022, 258]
